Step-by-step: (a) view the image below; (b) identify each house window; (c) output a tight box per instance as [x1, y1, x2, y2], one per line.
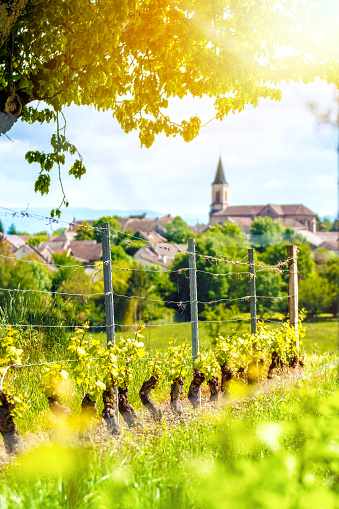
[216, 191, 220, 202]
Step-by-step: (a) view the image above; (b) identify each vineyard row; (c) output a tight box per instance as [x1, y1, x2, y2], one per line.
[0, 315, 305, 455]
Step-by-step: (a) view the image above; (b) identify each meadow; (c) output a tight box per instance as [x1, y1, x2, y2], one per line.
[91, 318, 339, 354]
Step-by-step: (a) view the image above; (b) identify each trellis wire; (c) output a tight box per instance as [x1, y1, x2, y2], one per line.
[0, 206, 296, 270]
[0, 246, 291, 280]
[0, 317, 285, 330]
[0, 285, 290, 304]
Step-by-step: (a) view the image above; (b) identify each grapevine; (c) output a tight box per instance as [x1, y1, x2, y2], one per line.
[165, 340, 189, 415]
[0, 317, 307, 454]
[0, 327, 26, 454]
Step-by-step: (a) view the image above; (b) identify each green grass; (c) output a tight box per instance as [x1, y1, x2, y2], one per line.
[91, 319, 339, 355]
[301, 320, 338, 354]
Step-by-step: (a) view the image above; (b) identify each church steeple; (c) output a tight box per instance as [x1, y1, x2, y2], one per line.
[212, 156, 228, 185]
[210, 156, 229, 214]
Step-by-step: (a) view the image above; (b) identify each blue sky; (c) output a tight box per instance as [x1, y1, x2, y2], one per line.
[0, 79, 337, 233]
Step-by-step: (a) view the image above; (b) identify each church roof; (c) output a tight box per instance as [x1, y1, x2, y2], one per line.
[212, 157, 227, 185]
[280, 204, 316, 216]
[210, 204, 317, 218]
[211, 205, 264, 217]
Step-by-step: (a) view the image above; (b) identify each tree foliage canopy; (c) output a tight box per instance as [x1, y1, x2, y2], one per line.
[1, 0, 338, 213]
[164, 216, 192, 244]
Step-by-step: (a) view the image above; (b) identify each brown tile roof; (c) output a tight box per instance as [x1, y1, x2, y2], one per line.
[280, 204, 316, 216]
[12, 244, 49, 263]
[227, 216, 253, 227]
[211, 204, 317, 219]
[53, 230, 76, 242]
[190, 224, 210, 235]
[38, 240, 69, 252]
[139, 231, 167, 243]
[262, 204, 284, 216]
[116, 215, 174, 234]
[134, 243, 187, 268]
[298, 230, 339, 251]
[18, 235, 31, 242]
[71, 215, 174, 237]
[69, 241, 102, 263]
[4, 234, 26, 249]
[211, 205, 264, 217]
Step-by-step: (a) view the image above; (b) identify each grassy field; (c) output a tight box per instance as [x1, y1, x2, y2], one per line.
[91, 318, 339, 354]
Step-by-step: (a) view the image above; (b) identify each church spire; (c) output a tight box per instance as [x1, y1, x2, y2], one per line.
[210, 156, 229, 215]
[212, 156, 227, 185]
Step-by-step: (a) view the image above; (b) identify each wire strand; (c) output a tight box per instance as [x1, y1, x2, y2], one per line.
[0, 206, 297, 268]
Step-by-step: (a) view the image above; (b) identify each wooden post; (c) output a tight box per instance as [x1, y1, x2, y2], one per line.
[287, 245, 299, 351]
[102, 222, 119, 422]
[188, 238, 200, 404]
[248, 248, 257, 335]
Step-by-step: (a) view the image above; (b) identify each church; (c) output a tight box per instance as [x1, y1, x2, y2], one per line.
[209, 157, 318, 233]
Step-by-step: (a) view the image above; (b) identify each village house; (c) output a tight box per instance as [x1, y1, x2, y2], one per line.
[37, 234, 102, 266]
[70, 214, 174, 244]
[134, 242, 187, 269]
[11, 243, 50, 264]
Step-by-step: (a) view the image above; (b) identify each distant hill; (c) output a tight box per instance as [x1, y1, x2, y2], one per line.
[0, 206, 208, 234]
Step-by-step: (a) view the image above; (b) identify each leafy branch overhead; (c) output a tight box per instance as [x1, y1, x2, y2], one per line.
[0, 0, 338, 213]
[24, 110, 85, 217]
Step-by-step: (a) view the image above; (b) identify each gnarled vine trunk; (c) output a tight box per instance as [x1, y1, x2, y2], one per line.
[288, 355, 304, 369]
[102, 387, 119, 435]
[80, 393, 97, 436]
[139, 375, 162, 422]
[288, 354, 298, 369]
[268, 351, 284, 379]
[0, 391, 22, 454]
[81, 393, 97, 418]
[220, 363, 234, 397]
[188, 369, 204, 409]
[207, 376, 219, 402]
[47, 395, 72, 419]
[170, 377, 185, 415]
[118, 387, 141, 428]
